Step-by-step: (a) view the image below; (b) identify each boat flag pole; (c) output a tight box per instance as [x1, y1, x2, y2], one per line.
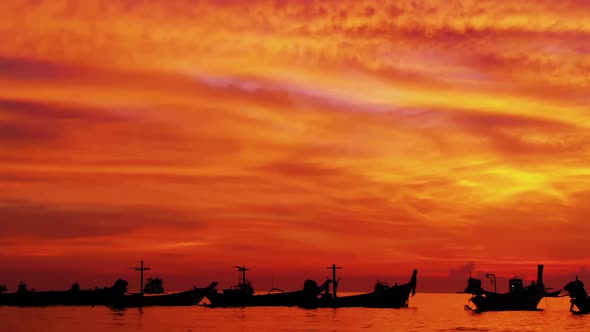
[134, 261, 151, 294]
[326, 264, 342, 298]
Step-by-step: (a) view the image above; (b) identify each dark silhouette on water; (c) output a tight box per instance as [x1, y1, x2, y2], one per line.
[317, 264, 417, 308]
[563, 276, 590, 314]
[205, 265, 331, 308]
[0, 279, 129, 306]
[205, 264, 417, 308]
[464, 264, 547, 312]
[124, 260, 216, 307]
[0, 261, 217, 307]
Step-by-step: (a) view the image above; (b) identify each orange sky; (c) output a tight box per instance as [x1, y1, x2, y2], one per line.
[1, 0, 590, 292]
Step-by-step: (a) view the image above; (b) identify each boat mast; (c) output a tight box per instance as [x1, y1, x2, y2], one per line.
[326, 264, 342, 298]
[134, 261, 151, 294]
[233, 265, 248, 286]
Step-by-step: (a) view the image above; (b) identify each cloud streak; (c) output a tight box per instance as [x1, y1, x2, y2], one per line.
[0, 0, 589, 290]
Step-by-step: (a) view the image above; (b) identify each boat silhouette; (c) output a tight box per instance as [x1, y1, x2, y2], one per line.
[563, 277, 590, 314]
[0, 279, 217, 307]
[316, 265, 417, 308]
[205, 266, 331, 308]
[463, 264, 546, 312]
[0, 261, 217, 307]
[206, 265, 417, 308]
[0, 279, 129, 307]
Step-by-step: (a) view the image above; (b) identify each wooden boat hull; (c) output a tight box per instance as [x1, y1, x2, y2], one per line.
[0, 282, 217, 307]
[122, 289, 205, 307]
[206, 280, 331, 308]
[571, 310, 590, 315]
[469, 290, 544, 312]
[321, 288, 412, 308]
[206, 290, 321, 308]
[0, 290, 127, 307]
[317, 269, 417, 308]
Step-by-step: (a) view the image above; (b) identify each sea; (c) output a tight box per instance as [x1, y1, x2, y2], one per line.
[1, 293, 588, 332]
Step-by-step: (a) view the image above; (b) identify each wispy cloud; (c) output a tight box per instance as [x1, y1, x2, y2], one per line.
[0, 0, 589, 290]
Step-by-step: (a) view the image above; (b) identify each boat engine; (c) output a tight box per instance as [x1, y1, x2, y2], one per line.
[303, 279, 319, 293]
[110, 279, 129, 295]
[465, 277, 484, 295]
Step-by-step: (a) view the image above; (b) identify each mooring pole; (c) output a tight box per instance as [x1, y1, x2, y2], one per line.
[326, 264, 342, 298]
[134, 261, 151, 294]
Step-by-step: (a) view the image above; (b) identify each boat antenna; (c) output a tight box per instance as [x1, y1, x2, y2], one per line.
[326, 264, 342, 298]
[485, 273, 497, 293]
[134, 260, 151, 294]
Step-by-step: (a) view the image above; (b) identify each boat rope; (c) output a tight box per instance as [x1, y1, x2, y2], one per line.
[544, 296, 549, 309]
[267, 288, 286, 295]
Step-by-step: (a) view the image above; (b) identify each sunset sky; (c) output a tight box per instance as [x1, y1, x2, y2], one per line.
[1, 0, 590, 292]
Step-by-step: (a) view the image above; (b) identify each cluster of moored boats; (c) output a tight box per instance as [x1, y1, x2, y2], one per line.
[0, 263, 417, 309]
[1, 263, 590, 314]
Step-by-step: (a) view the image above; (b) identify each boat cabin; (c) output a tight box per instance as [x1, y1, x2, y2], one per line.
[509, 277, 523, 292]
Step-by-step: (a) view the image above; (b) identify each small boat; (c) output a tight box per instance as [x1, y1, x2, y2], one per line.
[563, 277, 590, 314]
[0, 279, 130, 307]
[464, 264, 546, 312]
[0, 280, 217, 307]
[121, 260, 217, 307]
[316, 265, 417, 308]
[205, 266, 331, 308]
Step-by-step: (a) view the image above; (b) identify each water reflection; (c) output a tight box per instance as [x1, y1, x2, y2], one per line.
[109, 307, 125, 327]
[1, 294, 589, 332]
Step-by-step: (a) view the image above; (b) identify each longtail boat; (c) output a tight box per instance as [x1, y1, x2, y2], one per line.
[563, 277, 590, 314]
[0, 280, 217, 307]
[121, 260, 217, 307]
[0, 261, 217, 307]
[0, 279, 129, 307]
[316, 265, 417, 308]
[205, 266, 331, 308]
[464, 264, 546, 312]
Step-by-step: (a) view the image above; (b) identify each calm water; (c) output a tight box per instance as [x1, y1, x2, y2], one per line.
[1, 294, 588, 331]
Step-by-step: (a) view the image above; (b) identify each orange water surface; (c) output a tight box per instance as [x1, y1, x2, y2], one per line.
[1, 293, 588, 332]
